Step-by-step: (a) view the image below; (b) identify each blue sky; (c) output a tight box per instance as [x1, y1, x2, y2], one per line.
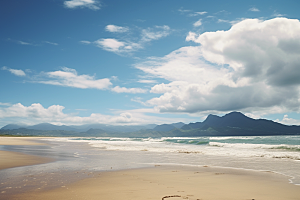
[1, 0, 300, 127]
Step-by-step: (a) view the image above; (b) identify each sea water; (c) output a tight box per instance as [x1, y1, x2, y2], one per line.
[58, 135, 300, 185]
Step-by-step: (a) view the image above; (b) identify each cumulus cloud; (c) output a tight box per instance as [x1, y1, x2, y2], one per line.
[136, 18, 300, 116]
[192, 18, 300, 87]
[193, 19, 202, 27]
[64, 0, 100, 10]
[38, 67, 112, 90]
[2, 66, 26, 76]
[111, 86, 147, 94]
[105, 25, 129, 33]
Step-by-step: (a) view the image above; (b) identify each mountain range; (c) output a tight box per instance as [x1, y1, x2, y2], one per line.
[1, 112, 300, 137]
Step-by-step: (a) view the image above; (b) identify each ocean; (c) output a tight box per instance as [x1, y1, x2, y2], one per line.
[55, 135, 300, 185]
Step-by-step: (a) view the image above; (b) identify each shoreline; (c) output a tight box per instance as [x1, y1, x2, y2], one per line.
[0, 137, 53, 170]
[0, 150, 52, 170]
[1, 137, 300, 200]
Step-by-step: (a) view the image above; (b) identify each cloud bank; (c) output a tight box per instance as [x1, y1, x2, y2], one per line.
[136, 18, 300, 116]
[0, 103, 180, 126]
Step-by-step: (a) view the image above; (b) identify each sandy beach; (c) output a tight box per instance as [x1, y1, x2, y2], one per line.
[11, 166, 300, 200]
[0, 137, 52, 170]
[1, 137, 300, 200]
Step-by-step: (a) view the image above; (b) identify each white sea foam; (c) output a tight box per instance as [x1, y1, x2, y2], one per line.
[45, 136, 300, 161]
[44, 136, 300, 185]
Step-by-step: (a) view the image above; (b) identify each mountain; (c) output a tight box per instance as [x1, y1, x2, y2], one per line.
[153, 124, 176, 132]
[153, 122, 185, 132]
[181, 111, 300, 136]
[1, 124, 27, 130]
[1, 112, 300, 137]
[171, 122, 185, 129]
[0, 123, 157, 133]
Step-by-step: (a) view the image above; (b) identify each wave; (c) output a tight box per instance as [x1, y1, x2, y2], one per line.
[271, 145, 300, 152]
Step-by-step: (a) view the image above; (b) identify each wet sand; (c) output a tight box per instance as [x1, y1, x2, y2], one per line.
[1, 137, 300, 200]
[0, 137, 52, 170]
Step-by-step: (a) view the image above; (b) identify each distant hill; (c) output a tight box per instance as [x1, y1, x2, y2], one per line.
[1, 124, 27, 130]
[1, 123, 157, 133]
[181, 112, 300, 136]
[1, 112, 300, 137]
[153, 122, 185, 132]
[153, 124, 176, 132]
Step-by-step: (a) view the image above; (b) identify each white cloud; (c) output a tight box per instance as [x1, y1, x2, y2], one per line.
[189, 11, 207, 17]
[64, 0, 100, 10]
[19, 41, 33, 45]
[275, 115, 300, 125]
[186, 32, 197, 42]
[192, 18, 300, 86]
[105, 25, 129, 33]
[141, 25, 171, 42]
[111, 86, 147, 94]
[95, 38, 125, 52]
[178, 8, 191, 14]
[0, 102, 11, 106]
[2, 66, 26, 76]
[217, 19, 230, 23]
[137, 80, 157, 84]
[131, 97, 148, 106]
[135, 18, 300, 116]
[218, 18, 248, 25]
[39, 67, 112, 90]
[44, 41, 58, 45]
[91, 25, 171, 54]
[80, 40, 92, 44]
[273, 13, 286, 17]
[0, 103, 184, 126]
[94, 38, 141, 53]
[249, 7, 260, 12]
[193, 19, 202, 27]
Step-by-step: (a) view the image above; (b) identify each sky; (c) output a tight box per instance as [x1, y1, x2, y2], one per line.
[1, 0, 300, 128]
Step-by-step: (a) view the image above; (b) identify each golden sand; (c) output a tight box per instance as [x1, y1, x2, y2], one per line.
[0, 137, 51, 170]
[13, 166, 300, 200]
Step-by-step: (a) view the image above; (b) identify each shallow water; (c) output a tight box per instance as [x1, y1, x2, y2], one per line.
[58, 135, 300, 185]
